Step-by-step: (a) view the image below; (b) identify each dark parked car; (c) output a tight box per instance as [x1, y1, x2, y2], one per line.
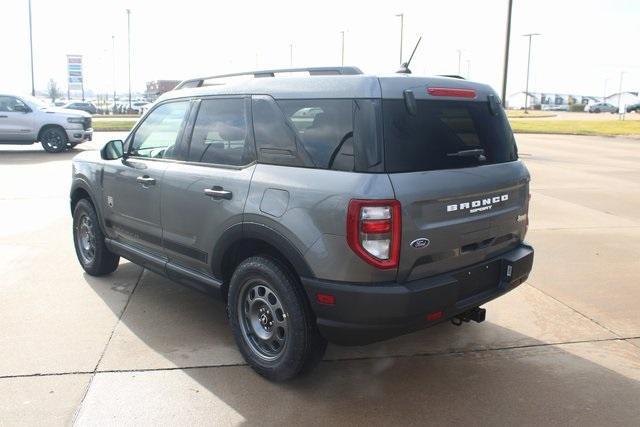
[585, 102, 617, 113]
[626, 102, 640, 113]
[63, 101, 97, 115]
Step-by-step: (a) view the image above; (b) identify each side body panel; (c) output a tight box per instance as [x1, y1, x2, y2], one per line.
[245, 164, 397, 283]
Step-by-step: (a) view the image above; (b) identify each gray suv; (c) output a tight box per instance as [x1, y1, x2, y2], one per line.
[70, 67, 534, 381]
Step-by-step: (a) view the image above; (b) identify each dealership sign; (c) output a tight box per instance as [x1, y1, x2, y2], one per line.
[67, 55, 83, 89]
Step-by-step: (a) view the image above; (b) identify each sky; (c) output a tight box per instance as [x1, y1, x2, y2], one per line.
[1, 0, 639, 99]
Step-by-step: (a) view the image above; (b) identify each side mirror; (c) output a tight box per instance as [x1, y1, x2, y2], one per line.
[13, 104, 29, 113]
[101, 139, 125, 160]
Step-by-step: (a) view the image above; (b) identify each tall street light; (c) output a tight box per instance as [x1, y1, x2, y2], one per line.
[618, 71, 626, 119]
[112, 35, 116, 109]
[289, 44, 293, 67]
[28, 0, 35, 96]
[340, 31, 345, 66]
[522, 33, 541, 114]
[457, 49, 463, 75]
[501, 0, 514, 104]
[396, 13, 404, 65]
[126, 9, 132, 110]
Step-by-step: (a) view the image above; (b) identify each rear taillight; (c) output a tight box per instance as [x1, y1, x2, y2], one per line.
[347, 199, 401, 269]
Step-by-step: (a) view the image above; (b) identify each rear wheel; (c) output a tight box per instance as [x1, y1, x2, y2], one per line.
[72, 199, 120, 276]
[228, 256, 327, 381]
[40, 126, 68, 153]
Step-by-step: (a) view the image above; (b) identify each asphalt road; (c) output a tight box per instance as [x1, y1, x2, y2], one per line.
[1, 133, 639, 426]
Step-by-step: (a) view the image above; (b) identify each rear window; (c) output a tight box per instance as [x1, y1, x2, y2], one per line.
[383, 99, 518, 172]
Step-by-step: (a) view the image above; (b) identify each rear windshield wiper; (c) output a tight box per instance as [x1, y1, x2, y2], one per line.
[446, 149, 486, 161]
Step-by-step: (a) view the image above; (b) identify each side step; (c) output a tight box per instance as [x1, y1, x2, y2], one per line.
[451, 307, 486, 326]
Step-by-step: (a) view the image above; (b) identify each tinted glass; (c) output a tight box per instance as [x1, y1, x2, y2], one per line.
[252, 96, 304, 167]
[130, 101, 189, 159]
[0, 96, 27, 112]
[383, 99, 518, 172]
[187, 98, 254, 166]
[276, 100, 353, 170]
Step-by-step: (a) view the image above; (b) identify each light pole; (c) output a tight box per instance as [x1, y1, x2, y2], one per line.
[457, 49, 462, 75]
[522, 33, 541, 113]
[501, 0, 514, 104]
[112, 35, 116, 111]
[289, 44, 293, 67]
[466, 59, 471, 79]
[617, 71, 625, 119]
[396, 13, 404, 65]
[340, 31, 345, 66]
[28, 0, 35, 96]
[126, 9, 132, 110]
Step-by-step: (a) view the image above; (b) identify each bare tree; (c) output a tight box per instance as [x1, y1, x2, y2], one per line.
[47, 79, 61, 102]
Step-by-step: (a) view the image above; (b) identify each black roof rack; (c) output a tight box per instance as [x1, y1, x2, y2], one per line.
[175, 66, 364, 90]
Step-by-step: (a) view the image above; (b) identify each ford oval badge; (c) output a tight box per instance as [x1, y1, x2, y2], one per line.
[410, 238, 430, 249]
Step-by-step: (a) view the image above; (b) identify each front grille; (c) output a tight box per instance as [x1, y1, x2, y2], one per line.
[83, 117, 92, 130]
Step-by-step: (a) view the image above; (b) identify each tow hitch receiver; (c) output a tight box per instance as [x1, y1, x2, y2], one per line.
[451, 307, 486, 326]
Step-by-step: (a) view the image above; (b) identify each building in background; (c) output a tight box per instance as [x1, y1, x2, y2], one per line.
[507, 91, 602, 111]
[145, 80, 180, 100]
[604, 92, 639, 111]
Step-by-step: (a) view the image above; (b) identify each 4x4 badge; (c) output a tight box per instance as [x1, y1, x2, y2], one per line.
[410, 238, 430, 249]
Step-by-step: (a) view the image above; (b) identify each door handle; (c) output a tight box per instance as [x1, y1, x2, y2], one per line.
[136, 175, 156, 185]
[204, 187, 232, 200]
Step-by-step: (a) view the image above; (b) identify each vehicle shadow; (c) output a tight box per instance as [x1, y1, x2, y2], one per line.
[82, 263, 640, 425]
[84, 268, 640, 424]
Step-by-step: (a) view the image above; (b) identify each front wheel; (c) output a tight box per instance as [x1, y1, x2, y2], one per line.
[40, 127, 68, 153]
[72, 199, 120, 276]
[228, 256, 327, 381]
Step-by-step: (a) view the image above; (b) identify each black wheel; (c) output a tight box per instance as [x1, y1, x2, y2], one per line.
[72, 199, 119, 276]
[228, 256, 327, 381]
[40, 126, 68, 153]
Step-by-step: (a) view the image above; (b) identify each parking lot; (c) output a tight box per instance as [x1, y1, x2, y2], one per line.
[1, 133, 639, 425]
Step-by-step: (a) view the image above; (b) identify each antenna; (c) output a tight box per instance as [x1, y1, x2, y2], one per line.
[396, 36, 422, 74]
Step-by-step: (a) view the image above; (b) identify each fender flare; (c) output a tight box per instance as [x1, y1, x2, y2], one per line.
[70, 178, 107, 232]
[211, 222, 314, 280]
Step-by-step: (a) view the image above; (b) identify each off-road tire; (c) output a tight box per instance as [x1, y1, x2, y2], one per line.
[40, 126, 68, 153]
[228, 256, 327, 381]
[72, 199, 119, 276]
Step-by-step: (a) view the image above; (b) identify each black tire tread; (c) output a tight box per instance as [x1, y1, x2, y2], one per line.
[72, 199, 119, 276]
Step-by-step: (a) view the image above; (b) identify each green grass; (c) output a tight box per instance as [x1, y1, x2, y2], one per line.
[506, 110, 556, 119]
[509, 119, 640, 137]
[93, 119, 137, 132]
[92, 117, 640, 137]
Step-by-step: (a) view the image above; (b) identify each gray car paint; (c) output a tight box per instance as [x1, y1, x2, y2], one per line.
[71, 72, 529, 290]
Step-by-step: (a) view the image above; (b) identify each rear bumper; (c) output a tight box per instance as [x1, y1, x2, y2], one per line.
[66, 128, 93, 144]
[302, 243, 534, 346]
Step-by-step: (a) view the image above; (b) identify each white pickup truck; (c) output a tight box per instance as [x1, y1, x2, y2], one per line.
[0, 93, 93, 153]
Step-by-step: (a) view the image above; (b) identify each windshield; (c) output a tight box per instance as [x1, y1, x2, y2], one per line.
[382, 99, 518, 173]
[22, 95, 49, 109]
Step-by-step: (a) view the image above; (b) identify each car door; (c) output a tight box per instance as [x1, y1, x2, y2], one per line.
[0, 96, 35, 142]
[102, 99, 191, 255]
[161, 96, 256, 276]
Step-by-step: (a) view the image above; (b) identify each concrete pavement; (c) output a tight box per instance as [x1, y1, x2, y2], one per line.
[1, 133, 639, 425]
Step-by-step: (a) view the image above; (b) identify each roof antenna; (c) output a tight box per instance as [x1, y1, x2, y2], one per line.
[396, 36, 422, 74]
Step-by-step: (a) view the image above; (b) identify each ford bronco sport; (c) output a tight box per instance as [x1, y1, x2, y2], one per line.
[70, 67, 533, 381]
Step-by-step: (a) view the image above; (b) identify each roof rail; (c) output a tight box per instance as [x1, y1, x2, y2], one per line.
[175, 66, 364, 90]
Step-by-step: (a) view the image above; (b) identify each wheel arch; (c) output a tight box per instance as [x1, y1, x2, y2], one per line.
[37, 123, 67, 141]
[70, 180, 107, 234]
[214, 223, 315, 299]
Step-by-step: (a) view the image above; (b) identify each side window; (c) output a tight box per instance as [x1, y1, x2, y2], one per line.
[187, 98, 254, 166]
[251, 96, 305, 167]
[130, 101, 189, 159]
[0, 96, 27, 112]
[277, 99, 354, 170]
